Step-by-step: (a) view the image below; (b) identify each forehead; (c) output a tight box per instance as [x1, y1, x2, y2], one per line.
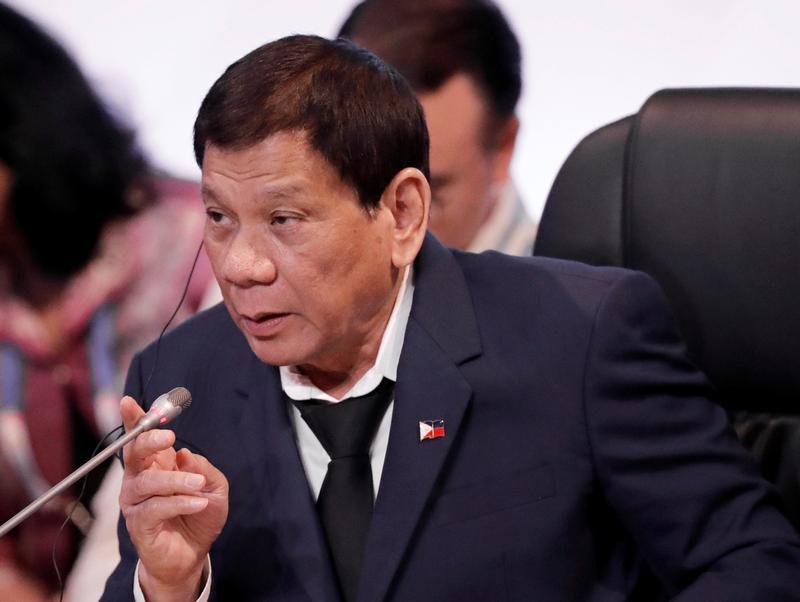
[201, 131, 348, 197]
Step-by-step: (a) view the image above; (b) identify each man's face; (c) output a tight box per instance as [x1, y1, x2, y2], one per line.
[201, 131, 400, 377]
[418, 73, 512, 250]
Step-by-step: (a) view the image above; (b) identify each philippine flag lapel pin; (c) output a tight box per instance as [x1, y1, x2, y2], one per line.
[419, 419, 445, 441]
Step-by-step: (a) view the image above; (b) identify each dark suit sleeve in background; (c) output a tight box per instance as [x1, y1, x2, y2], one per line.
[583, 271, 800, 600]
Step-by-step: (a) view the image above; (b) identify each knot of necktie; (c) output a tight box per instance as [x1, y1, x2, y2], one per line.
[293, 377, 394, 460]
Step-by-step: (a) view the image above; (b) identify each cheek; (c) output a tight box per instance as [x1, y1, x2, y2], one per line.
[433, 184, 483, 230]
[462, 163, 494, 209]
[278, 247, 345, 319]
[296, 233, 390, 313]
[203, 234, 225, 274]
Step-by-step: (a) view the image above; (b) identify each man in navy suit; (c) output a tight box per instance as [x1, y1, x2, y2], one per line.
[102, 35, 800, 601]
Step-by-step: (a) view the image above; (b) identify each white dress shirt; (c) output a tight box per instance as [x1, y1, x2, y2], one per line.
[134, 267, 414, 601]
[283, 265, 413, 500]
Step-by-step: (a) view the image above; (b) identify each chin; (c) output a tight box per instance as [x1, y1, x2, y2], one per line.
[245, 337, 308, 368]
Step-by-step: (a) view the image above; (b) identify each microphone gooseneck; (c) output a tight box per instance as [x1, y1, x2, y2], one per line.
[0, 387, 192, 538]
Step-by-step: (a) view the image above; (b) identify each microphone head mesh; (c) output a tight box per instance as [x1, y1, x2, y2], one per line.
[166, 386, 192, 410]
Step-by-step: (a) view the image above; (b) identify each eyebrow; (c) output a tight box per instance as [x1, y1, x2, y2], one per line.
[259, 182, 305, 200]
[200, 186, 219, 204]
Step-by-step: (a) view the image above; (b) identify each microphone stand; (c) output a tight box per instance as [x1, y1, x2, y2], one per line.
[0, 422, 144, 538]
[0, 386, 191, 538]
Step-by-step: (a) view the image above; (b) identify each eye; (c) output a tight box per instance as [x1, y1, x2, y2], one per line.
[206, 209, 228, 225]
[270, 214, 299, 226]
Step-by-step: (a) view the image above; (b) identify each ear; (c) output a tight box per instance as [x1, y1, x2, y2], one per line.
[379, 167, 430, 268]
[490, 114, 519, 187]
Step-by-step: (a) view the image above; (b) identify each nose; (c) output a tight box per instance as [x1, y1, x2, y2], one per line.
[220, 228, 277, 287]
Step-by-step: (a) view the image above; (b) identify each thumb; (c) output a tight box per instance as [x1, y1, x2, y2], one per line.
[120, 395, 145, 433]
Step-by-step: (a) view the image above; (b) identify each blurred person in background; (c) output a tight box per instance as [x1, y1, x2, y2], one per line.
[339, 0, 537, 255]
[0, 4, 212, 600]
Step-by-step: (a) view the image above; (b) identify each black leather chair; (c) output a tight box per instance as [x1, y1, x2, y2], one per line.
[535, 88, 800, 528]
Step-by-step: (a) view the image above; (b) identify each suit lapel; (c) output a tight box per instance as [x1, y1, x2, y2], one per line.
[358, 236, 482, 602]
[238, 355, 340, 601]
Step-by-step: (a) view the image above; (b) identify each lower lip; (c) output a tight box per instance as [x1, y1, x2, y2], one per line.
[240, 314, 289, 337]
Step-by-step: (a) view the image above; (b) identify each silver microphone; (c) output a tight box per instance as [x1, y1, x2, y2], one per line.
[136, 387, 193, 431]
[0, 387, 192, 538]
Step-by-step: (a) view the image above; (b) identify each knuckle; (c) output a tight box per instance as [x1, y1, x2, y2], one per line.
[130, 439, 147, 460]
[121, 501, 136, 522]
[133, 473, 150, 497]
[137, 431, 156, 451]
[119, 479, 136, 503]
[146, 496, 164, 513]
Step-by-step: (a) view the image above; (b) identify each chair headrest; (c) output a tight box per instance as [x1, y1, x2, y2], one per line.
[536, 88, 800, 412]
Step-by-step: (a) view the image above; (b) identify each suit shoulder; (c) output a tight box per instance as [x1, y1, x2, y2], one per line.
[453, 249, 652, 299]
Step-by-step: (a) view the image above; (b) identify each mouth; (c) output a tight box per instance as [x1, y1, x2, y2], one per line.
[239, 312, 290, 336]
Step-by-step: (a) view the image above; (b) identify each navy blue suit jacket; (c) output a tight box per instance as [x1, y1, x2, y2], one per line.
[103, 236, 800, 600]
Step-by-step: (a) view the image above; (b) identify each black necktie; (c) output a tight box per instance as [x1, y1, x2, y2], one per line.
[291, 377, 395, 602]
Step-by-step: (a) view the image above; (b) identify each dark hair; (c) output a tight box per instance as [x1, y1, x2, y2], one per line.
[0, 4, 149, 277]
[339, 0, 522, 127]
[193, 35, 429, 209]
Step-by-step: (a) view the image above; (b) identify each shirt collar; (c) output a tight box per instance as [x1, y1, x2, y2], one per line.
[280, 265, 414, 402]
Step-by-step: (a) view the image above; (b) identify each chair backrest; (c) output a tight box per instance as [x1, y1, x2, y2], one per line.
[535, 88, 800, 414]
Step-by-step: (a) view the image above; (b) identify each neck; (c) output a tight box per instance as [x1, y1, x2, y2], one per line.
[297, 363, 374, 400]
[298, 305, 391, 398]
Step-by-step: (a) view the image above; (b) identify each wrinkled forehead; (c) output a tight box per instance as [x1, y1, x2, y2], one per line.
[200, 131, 359, 204]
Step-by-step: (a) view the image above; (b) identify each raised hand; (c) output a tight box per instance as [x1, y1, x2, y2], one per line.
[118, 396, 228, 601]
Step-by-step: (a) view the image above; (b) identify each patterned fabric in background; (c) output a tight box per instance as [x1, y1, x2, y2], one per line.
[0, 177, 213, 593]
